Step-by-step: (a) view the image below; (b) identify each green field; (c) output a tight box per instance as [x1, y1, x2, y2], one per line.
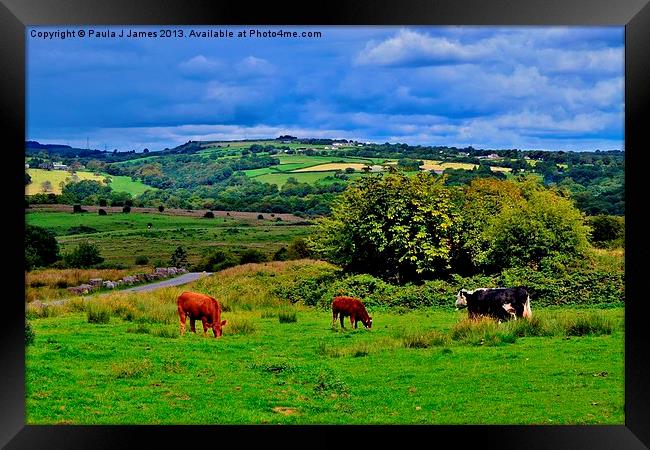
[102, 174, 157, 195]
[25, 261, 624, 425]
[26, 168, 155, 196]
[240, 154, 390, 186]
[26, 211, 312, 267]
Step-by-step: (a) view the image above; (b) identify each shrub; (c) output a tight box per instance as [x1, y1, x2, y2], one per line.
[169, 246, 189, 268]
[122, 205, 131, 213]
[587, 215, 624, 248]
[98, 209, 107, 216]
[158, 205, 165, 212]
[64, 242, 104, 268]
[25, 319, 35, 346]
[240, 249, 267, 265]
[204, 211, 215, 218]
[25, 224, 60, 271]
[273, 247, 289, 261]
[194, 250, 237, 272]
[257, 214, 264, 220]
[72, 204, 87, 213]
[287, 238, 311, 260]
[135, 255, 149, 265]
[87, 305, 111, 324]
[99, 198, 108, 207]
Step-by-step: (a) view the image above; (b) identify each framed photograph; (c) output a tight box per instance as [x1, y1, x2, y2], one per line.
[3, 0, 648, 447]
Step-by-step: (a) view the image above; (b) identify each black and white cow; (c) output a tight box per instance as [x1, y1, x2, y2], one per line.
[455, 287, 532, 321]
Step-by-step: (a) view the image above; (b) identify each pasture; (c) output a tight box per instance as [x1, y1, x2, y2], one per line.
[25, 211, 313, 269]
[26, 169, 104, 195]
[25, 168, 155, 196]
[25, 261, 624, 425]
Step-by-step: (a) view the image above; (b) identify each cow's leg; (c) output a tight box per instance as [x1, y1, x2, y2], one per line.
[179, 310, 186, 335]
[190, 317, 197, 334]
[350, 315, 356, 329]
[202, 318, 209, 336]
[340, 314, 345, 329]
[332, 311, 338, 328]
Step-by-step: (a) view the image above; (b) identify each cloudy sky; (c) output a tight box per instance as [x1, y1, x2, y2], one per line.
[27, 26, 624, 152]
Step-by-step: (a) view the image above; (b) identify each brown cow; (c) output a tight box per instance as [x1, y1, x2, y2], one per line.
[177, 291, 227, 338]
[332, 296, 372, 329]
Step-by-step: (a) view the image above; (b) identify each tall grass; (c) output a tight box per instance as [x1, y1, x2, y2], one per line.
[450, 318, 517, 346]
[26, 267, 143, 289]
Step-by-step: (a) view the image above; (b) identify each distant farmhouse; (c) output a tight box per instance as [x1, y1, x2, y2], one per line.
[478, 153, 500, 160]
[52, 162, 68, 170]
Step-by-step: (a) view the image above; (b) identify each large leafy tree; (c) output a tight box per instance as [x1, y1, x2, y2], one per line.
[452, 177, 590, 273]
[25, 224, 60, 270]
[309, 172, 456, 283]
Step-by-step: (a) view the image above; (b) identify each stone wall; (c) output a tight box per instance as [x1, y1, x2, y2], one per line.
[65, 267, 188, 295]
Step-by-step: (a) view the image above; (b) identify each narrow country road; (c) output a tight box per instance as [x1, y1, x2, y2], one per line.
[46, 272, 212, 306]
[121, 272, 212, 293]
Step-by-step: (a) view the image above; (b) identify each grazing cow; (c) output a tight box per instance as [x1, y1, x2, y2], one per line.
[332, 296, 372, 329]
[455, 287, 532, 322]
[177, 291, 227, 337]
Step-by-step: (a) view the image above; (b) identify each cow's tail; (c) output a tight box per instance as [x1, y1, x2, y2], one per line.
[523, 294, 532, 319]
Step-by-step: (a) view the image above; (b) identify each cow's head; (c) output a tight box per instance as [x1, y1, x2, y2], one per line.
[363, 316, 373, 329]
[455, 290, 468, 309]
[213, 320, 227, 337]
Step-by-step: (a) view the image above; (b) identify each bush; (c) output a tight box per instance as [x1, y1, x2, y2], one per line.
[257, 214, 264, 220]
[587, 215, 624, 248]
[87, 305, 111, 324]
[25, 319, 35, 346]
[204, 211, 215, 218]
[99, 198, 108, 207]
[273, 247, 289, 261]
[25, 224, 60, 271]
[72, 204, 87, 213]
[240, 249, 267, 265]
[194, 250, 238, 272]
[169, 246, 189, 268]
[158, 205, 165, 212]
[63, 242, 104, 268]
[135, 255, 149, 265]
[122, 205, 131, 213]
[287, 238, 311, 260]
[98, 208, 107, 216]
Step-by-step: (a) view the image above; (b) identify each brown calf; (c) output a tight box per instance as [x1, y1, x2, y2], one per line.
[177, 291, 227, 337]
[332, 296, 372, 329]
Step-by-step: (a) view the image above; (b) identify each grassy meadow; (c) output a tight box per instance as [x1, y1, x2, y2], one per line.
[25, 261, 624, 425]
[25, 210, 313, 271]
[26, 168, 155, 196]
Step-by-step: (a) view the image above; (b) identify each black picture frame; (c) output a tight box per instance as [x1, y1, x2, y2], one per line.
[2, 0, 648, 448]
